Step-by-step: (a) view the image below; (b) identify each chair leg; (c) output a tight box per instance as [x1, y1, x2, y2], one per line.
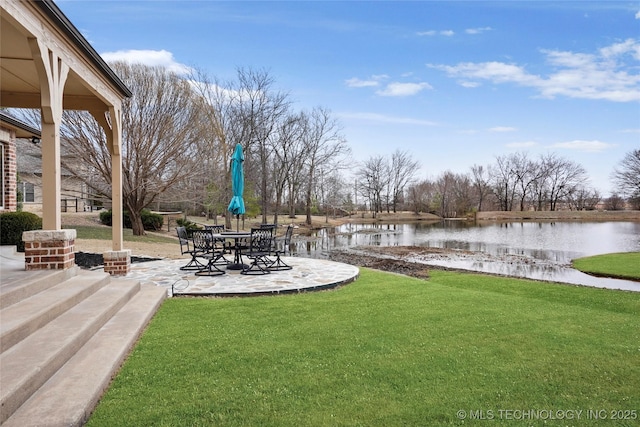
[268, 253, 292, 271]
[241, 256, 271, 275]
[195, 256, 226, 276]
[180, 254, 207, 271]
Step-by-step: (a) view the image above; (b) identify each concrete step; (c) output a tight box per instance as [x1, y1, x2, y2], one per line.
[0, 280, 142, 424]
[0, 271, 111, 352]
[0, 266, 81, 309]
[3, 283, 166, 427]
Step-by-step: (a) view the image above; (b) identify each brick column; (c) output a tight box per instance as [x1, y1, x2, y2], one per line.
[103, 249, 131, 276]
[22, 230, 76, 270]
[2, 136, 17, 212]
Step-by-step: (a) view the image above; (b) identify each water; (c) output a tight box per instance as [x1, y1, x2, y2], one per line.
[290, 221, 640, 291]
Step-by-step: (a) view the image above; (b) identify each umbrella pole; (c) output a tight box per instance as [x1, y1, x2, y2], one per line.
[236, 215, 239, 231]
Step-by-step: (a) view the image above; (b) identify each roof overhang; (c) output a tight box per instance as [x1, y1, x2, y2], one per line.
[0, 111, 41, 139]
[1, 0, 131, 112]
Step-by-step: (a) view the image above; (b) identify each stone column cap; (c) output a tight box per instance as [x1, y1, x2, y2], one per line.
[22, 229, 77, 241]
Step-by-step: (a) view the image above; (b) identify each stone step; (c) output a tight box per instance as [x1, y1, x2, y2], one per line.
[0, 280, 141, 424]
[0, 266, 81, 309]
[0, 271, 111, 352]
[3, 283, 166, 427]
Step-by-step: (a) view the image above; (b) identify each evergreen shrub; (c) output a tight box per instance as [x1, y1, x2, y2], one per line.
[0, 211, 42, 252]
[99, 209, 164, 231]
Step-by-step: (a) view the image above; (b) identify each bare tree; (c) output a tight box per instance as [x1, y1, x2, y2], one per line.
[539, 153, 588, 211]
[509, 152, 539, 211]
[234, 68, 291, 224]
[269, 112, 305, 225]
[300, 107, 349, 225]
[187, 69, 238, 226]
[407, 179, 435, 214]
[611, 149, 640, 201]
[567, 186, 601, 210]
[470, 164, 491, 211]
[489, 154, 518, 211]
[356, 155, 388, 216]
[605, 193, 625, 210]
[434, 171, 461, 217]
[389, 150, 420, 213]
[59, 62, 208, 235]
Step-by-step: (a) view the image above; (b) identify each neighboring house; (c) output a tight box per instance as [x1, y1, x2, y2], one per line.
[15, 136, 97, 213]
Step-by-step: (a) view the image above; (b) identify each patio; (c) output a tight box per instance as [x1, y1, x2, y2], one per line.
[111, 256, 360, 297]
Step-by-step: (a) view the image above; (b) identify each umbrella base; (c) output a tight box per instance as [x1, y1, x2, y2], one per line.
[227, 263, 249, 271]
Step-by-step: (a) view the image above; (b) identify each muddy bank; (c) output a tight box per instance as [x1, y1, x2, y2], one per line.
[328, 250, 431, 279]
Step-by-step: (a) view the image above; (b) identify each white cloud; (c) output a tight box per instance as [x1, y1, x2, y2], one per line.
[376, 82, 432, 97]
[620, 128, 640, 133]
[429, 39, 640, 102]
[636, 10, 640, 19]
[549, 140, 616, 152]
[100, 49, 191, 75]
[339, 112, 436, 126]
[345, 77, 379, 88]
[460, 81, 480, 88]
[345, 75, 388, 88]
[489, 126, 517, 132]
[417, 30, 454, 36]
[506, 141, 537, 148]
[466, 27, 492, 35]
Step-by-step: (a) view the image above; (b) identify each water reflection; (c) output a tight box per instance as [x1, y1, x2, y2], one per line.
[290, 221, 640, 291]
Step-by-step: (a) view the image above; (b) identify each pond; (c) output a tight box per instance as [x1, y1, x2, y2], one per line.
[290, 221, 640, 291]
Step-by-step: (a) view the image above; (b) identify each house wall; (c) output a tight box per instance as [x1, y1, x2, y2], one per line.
[0, 126, 17, 212]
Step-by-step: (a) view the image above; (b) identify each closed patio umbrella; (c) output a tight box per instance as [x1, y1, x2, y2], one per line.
[228, 143, 245, 230]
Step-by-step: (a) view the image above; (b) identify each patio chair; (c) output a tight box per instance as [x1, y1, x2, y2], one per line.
[193, 229, 227, 276]
[176, 226, 207, 271]
[241, 227, 274, 275]
[268, 224, 294, 271]
[204, 224, 232, 262]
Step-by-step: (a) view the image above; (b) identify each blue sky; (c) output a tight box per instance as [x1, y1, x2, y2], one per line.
[58, 1, 639, 196]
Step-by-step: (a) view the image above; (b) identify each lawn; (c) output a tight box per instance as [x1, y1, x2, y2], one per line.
[87, 269, 640, 426]
[572, 252, 640, 281]
[63, 225, 176, 244]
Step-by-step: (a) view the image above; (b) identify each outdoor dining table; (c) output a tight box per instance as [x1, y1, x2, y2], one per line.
[216, 231, 251, 270]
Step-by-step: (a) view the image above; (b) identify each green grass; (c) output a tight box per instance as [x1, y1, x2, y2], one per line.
[87, 269, 640, 426]
[63, 225, 176, 244]
[572, 252, 640, 281]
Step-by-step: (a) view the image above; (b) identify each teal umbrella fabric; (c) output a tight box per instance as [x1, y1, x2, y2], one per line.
[227, 143, 246, 216]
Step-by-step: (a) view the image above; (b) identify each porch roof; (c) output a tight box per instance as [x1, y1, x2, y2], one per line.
[1, 0, 131, 112]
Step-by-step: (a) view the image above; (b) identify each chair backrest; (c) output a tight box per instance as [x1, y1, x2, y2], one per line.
[283, 225, 294, 245]
[176, 226, 187, 240]
[249, 227, 273, 254]
[191, 229, 212, 251]
[204, 224, 225, 233]
[176, 227, 191, 253]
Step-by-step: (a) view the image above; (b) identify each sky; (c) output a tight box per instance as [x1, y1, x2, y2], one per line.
[57, 0, 640, 196]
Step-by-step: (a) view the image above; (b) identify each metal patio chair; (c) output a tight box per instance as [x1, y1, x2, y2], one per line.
[268, 224, 294, 271]
[176, 226, 207, 271]
[241, 227, 274, 275]
[204, 224, 232, 263]
[192, 229, 227, 276]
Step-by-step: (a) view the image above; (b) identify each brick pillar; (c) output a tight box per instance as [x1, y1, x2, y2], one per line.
[103, 249, 131, 276]
[2, 137, 17, 212]
[22, 230, 76, 270]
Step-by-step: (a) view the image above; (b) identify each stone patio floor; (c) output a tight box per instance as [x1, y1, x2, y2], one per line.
[110, 256, 360, 297]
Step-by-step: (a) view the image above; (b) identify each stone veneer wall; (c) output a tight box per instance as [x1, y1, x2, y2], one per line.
[103, 250, 131, 276]
[22, 230, 76, 270]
